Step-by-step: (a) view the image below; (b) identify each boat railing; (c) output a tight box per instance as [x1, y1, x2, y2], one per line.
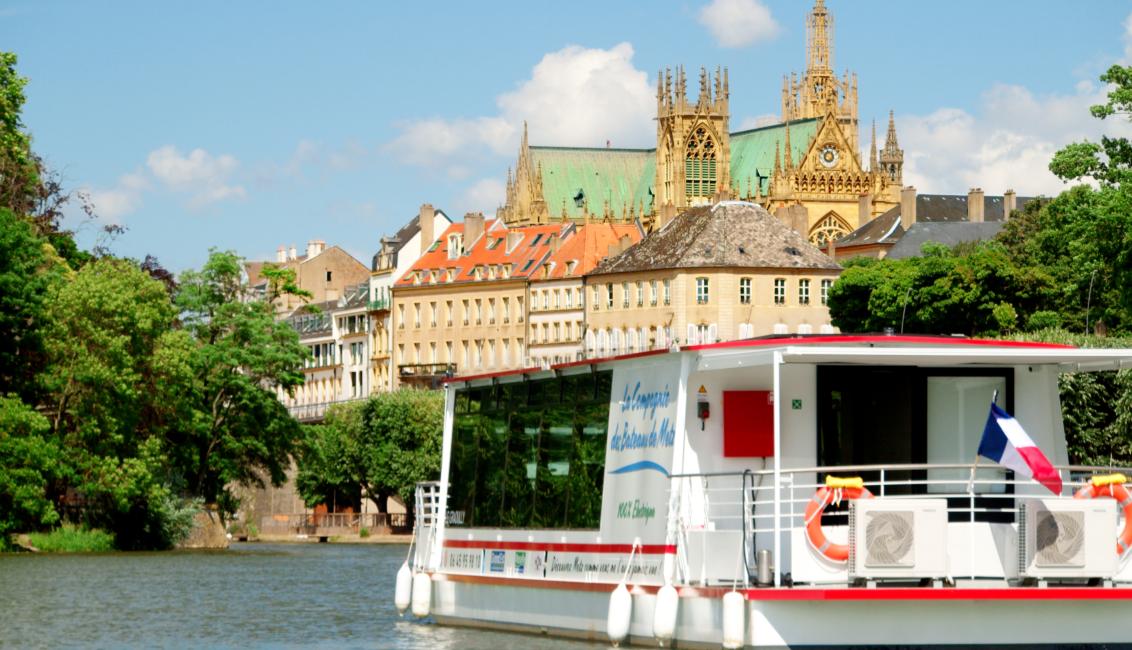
[668, 463, 1132, 587]
[413, 481, 443, 571]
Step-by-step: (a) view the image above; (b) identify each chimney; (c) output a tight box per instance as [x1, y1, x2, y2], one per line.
[607, 243, 619, 258]
[618, 233, 632, 253]
[900, 186, 917, 231]
[289, 245, 298, 261]
[774, 204, 808, 235]
[826, 237, 837, 262]
[306, 240, 325, 258]
[464, 212, 485, 247]
[276, 245, 286, 263]
[968, 187, 985, 223]
[506, 230, 523, 253]
[1003, 189, 1017, 220]
[858, 192, 873, 222]
[418, 203, 436, 249]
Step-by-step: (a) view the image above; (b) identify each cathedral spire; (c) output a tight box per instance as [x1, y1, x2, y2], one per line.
[884, 110, 900, 150]
[773, 141, 782, 177]
[784, 123, 794, 170]
[869, 119, 878, 172]
[879, 110, 904, 185]
[807, 0, 833, 73]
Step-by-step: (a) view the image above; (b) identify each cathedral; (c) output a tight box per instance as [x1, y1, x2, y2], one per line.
[495, 0, 905, 246]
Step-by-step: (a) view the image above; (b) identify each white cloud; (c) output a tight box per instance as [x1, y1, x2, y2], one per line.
[457, 178, 507, 213]
[900, 80, 1132, 196]
[737, 113, 778, 130]
[146, 145, 246, 206]
[387, 43, 654, 176]
[84, 171, 148, 223]
[698, 0, 779, 48]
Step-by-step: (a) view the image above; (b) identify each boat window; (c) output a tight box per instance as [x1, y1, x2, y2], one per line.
[448, 371, 612, 529]
[817, 365, 1014, 521]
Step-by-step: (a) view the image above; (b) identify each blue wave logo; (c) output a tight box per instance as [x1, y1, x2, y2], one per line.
[609, 460, 670, 477]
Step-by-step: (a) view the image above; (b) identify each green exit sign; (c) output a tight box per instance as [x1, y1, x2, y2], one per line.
[791, 399, 802, 410]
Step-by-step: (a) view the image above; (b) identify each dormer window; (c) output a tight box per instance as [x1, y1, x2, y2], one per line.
[566, 260, 578, 275]
[412, 271, 421, 285]
[502, 264, 512, 278]
[473, 266, 483, 280]
[429, 270, 438, 284]
[488, 266, 496, 280]
[446, 268, 456, 282]
[447, 234, 461, 260]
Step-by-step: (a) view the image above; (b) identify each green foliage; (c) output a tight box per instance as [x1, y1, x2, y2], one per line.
[358, 527, 370, 539]
[0, 396, 61, 540]
[26, 524, 114, 553]
[297, 390, 443, 515]
[0, 208, 60, 401]
[1049, 65, 1132, 187]
[1026, 311, 1062, 332]
[0, 52, 39, 214]
[174, 249, 307, 508]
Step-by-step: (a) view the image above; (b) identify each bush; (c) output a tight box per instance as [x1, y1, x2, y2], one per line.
[27, 524, 114, 552]
[1027, 310, 1062, 331]
[358, 527, 370, 538]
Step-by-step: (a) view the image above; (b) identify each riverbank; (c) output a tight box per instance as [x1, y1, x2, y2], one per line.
[248, 533, 411, 545]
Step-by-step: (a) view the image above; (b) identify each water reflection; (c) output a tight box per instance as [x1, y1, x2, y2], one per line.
[0, 543, 604, 650]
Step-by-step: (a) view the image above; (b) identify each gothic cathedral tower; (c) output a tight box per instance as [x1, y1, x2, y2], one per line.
[781, 0, 858, 150]
[654, 66, 731, 227]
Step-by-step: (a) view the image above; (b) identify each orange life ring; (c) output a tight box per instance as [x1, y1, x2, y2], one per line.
[1074, 473, 1132, 555]
[804, 479, 874, 562]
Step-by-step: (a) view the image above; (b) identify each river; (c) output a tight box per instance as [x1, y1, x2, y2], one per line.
[0, 543, 604, 649]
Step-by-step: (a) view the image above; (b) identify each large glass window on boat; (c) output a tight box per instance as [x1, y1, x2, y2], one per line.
[448, 370, 613, 529]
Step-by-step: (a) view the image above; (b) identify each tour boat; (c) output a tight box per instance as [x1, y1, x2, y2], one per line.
[395, 335, 1132, 648]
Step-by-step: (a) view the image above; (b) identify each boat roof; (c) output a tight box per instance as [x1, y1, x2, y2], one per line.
[445, 335, 1132, 387]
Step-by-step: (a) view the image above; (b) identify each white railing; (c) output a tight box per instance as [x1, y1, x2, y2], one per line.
[413, 481, 443, 571]
[668, 463, 1132, 588]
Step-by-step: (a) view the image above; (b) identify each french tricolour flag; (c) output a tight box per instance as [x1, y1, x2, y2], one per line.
[977, 400, 1063, 495]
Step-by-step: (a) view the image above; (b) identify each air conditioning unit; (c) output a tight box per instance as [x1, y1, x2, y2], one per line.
[1018, 499, 1116, 580]
[849, 499, 949, 581]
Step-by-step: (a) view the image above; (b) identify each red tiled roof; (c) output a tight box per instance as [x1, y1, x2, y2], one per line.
[540, 223, 642, 280]
[395, 219, 571, 287]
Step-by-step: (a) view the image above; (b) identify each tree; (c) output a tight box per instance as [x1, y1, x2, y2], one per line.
[1049, 64, 1132, 187]
[0, 397, 61, 545]
[0, 52, 39, 216]
[297, 390, 443, 517]
[174, 249, 308, 511]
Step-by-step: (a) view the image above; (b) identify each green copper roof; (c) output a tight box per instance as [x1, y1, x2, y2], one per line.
[529, 118, 818, 219]
[730, 118, 818, 195]
[532, 147, 654, 221]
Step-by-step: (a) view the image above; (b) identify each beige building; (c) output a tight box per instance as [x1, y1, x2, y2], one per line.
[392, 214, 573, 385]
[585, 202, 840, 354]
[527, 223, 641, 368]
[368, 204, 451, 393]
[245, 240, 371, 316]
[495, 0, 903, 246]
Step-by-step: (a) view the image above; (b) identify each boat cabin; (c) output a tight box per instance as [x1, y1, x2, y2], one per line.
[424, 335, 1132, 589]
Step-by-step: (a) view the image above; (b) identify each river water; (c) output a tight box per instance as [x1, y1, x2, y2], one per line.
[0, 543, 604, 649]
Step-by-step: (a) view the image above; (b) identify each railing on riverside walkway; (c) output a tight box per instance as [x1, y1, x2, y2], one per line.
[286, 398, 367, 423]
[259, 512, 410, 537]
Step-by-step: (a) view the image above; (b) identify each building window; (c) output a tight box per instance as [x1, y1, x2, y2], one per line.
[635, 281, 643, 307]
[606, 283, 614, 309]
[448, 234, 461, 259]
[650, 280, 658, 306]
[622, 282, 629, 308]
[502, 297, 510, 323]
[696, 277, 709, 304]
[565, 290, 573, 308]
[684, 125, 717, 200]
[554, 290, 561, 309]
[739, 277, 751, 304]
[593, 285, 600, 310]
[799, 279, 811, 305]
[414, 304, 421, 328]
[774, 278, 786, 305]
[821, 279, 832, 305]
[446, 300, 454, 326]
[663, 279, 671, 305]
[326, 271, 332, 282]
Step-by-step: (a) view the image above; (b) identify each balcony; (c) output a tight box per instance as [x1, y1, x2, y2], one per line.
[398, 363, 457, 389]
[287, 397, 367, 423]
[368, 298, 389, 311]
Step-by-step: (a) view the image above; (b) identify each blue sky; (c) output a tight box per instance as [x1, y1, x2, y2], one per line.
[7, 0, 1132, 271]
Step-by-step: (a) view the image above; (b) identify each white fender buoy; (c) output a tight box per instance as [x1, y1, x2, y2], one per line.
[394, 562, 412, 615]
[652, 583, 679, 643]
[606, 583, 632, 646]
[721, 591, 745, 649]
[411, 571, 432, 618]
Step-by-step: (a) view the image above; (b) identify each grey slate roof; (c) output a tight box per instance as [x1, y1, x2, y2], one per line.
[371, 209, 452, 271]
[834, 207, 903, 247]
[886, 222, 1005, 259]
[590, 201, 840, 275]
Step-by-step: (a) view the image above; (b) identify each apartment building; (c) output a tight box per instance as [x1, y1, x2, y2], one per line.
[391, 213, 572, 385]
[585, 202, 840, 355]
[527, 222, 641, 368]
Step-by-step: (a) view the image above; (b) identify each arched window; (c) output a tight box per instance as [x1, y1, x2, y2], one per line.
[685, 125, 717, 200]
[809, 211, 851, 247]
